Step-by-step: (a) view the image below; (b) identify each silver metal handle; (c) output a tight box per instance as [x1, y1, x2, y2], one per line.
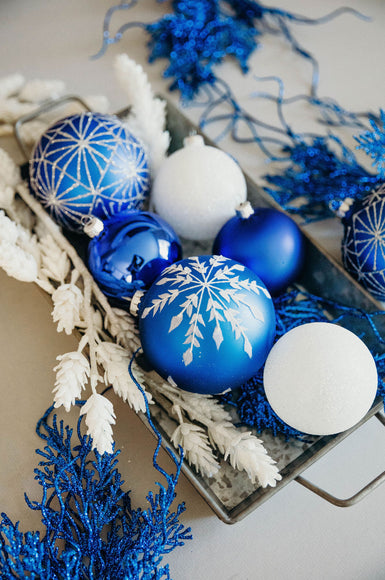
[295, 412, 385, 507]
[14, 94, 91, 160]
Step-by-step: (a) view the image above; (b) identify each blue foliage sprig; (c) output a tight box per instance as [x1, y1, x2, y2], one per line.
[355, 109, 385, 180]
[0, 404, 191, 579]
[96, 0, 366, 99]
[220, 288, 385, 440]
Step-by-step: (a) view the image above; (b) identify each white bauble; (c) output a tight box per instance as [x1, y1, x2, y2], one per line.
[151, 135, 247, 240]
[263, 322, 377, 435]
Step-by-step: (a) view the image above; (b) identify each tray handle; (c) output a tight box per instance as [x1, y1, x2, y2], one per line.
[295, 412, 385, 507]
[14, 94, 91, 160]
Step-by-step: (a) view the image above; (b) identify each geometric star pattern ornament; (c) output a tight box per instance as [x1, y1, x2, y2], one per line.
[342, 184, 385, 300]
[29, 112, 151, 232]
[138, 255, 276, 395]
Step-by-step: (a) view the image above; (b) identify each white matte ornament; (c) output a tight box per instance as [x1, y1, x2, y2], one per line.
[151, 135, 247, 240]
[263, 322, 378, 435]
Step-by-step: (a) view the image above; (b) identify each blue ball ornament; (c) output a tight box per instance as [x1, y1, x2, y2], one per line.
[138, 255, 276, 395]
[87, 211, 182, 307]
[213, 202, 305, 295]
[342, 185, 385, 300]
[29, 112, 151, 232]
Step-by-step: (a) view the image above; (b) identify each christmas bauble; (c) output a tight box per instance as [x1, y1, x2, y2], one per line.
[138, 255, 276, 395]
[213, 202, 305, 295]
[151, 135, 247, 240]
[87, 211, 182, 307]
[29, 112, 151, 232]
[342, 185, 385, 300]
[263, 322, 377, 435]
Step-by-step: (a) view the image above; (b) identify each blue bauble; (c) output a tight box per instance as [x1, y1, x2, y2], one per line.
[88, 211, 182, 307]
[213, 203, 305, 295]
[29, 112, 151, 232]
[138, 255, 276, 395]
[342, 186, 385, 300]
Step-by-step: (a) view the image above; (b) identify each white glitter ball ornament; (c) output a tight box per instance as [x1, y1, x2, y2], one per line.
[263, 322, 378, 436]
[151, 135, 247, 240]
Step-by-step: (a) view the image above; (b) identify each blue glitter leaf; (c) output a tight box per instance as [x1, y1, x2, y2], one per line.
[355, 110, 385, 179]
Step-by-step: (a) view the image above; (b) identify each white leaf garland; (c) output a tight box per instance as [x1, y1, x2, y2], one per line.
[0, 210, 38, 282]
[52, 283, 84, 335]
[171, 421, 220, 478]
[95, 342, 152, 412]
[208, 421, 282, 487]
[53, 352, 90, 412]
[80, 393, 116, 455]
[114, 53, 170, 174]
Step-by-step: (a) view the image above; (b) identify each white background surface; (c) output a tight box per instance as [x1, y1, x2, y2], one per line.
[1, 1, 385, 579]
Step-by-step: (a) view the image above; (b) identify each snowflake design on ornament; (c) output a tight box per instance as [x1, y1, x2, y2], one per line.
[30, 112, 150, 230]
[141, 255, 270, 365]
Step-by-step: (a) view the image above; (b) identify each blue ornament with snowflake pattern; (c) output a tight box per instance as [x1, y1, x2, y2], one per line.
[342, 184, 385, 300]
[138, 255, 276, 394]
[29, 112, 151, 231]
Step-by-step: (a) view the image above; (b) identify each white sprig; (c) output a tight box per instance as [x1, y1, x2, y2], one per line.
[0, 210, 38, 281]
[114, 53, 170, 174]
[0, 73, 25, 99]
[18, 79, 66, 103]
[80, 393, 116, 455]
[0, 147, 21, 210]
[38, 231, 71, 284]
[208, 421, 282, 488]
[171, 420, 220, 478]
[0, 97, 36, 124]
[52, 282, 84, 335]
[96, 342, 152, 412]
[105, 306, 140, 351]
[0, 148, 21, 189]
[180, 391, 233, 423]
[0, 240, 38, 282]
[53, 352, 90, 411]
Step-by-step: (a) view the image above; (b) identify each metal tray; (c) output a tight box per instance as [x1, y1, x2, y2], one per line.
[15, 96, 385, 524]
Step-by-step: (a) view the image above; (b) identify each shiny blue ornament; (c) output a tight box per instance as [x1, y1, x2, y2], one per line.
[29, 112, 151, 232]
[213, 202, 305, 295]
[342, 185, 385, 300]
[88, 211, 182, 307]
[138, 255, 276, 395]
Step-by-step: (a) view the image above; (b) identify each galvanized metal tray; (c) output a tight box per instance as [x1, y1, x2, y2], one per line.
[148, 100, 385, 523]
[15, 96, 385, 525]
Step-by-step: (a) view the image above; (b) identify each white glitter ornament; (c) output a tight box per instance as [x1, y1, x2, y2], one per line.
[151, 135, 247, 240]
[263, 322, 378, 436]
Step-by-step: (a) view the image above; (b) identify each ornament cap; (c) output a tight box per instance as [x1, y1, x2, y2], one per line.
[183, 134, 205, 148]
[83, 217, 104, 238]
[236, 201, 254, 219]
[335, 197, 355, 219]
[130, 290, 145, 317]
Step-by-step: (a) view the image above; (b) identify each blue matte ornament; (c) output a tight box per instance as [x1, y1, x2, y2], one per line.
[87, 211, 182, 307]
[342, 184, 385, 300]
[138, 255, 276, 395]
[29, 112, 151, 232]
[213, 202, 305, 295]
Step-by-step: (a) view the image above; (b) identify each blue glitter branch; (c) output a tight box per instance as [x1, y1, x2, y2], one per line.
[355, 109, 385, 179]
[0, 404, 191, 579]
[96, 0, 366, 99]
[220, 289, 385, 440]
[264, 135, 382, 221]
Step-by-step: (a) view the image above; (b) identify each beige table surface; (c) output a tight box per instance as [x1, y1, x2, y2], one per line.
[1, 1, 385, 579]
